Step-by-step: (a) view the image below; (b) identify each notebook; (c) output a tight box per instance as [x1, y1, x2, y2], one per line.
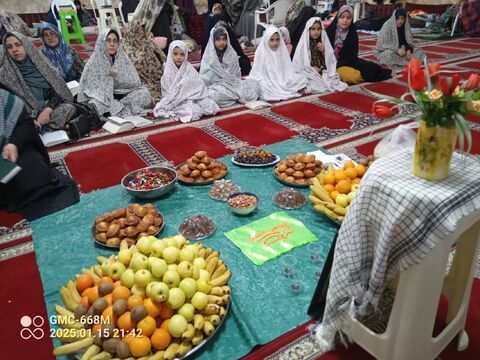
[102, 116, 153, 134]
[67, 80, 80, 97]
[40, 130, 70, 147]
[244, 100, 272, 110]
[0, 158, 22, 184]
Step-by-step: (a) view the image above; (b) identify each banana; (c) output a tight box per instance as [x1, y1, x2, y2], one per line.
[206, 251, 220, 262]
[148, 351, 165, 360]
[193, 314, 204, 330]
[181, 324, 195, 341]
[203, 247, 213, 259]
[314, 204, 344, 222]
[176, 341, 192, 357]
[219, 306, 226, 318]
[136, 357, 150, 360]
[206, 314, 221, 326]
[92, 264, 103, 278]
[81, 344, 101, 360]
[209, 271, 231, 287]
[310, 185, 334, 203]
[55, 304, 74, 317]
[332, 205, 347, 215]
[60, 287, 78, 311]
[316, 171, 326, 185]
[205, 257, 218, 275]
[207, 295, 224, 305]
[54, 328, 91, 343]
[120, 240, 128, 251]
[129, 245, 138, 253]
[96, 256, 108, 265]
[57, 315, 85, 330]
[211, 264, 227, 280]
[90, 351, 112, 360]
[209, 287, 225, 296]
[67, 280, 81, 304]
[191, 329, 204, 345]
[82, 268, 100, 284]
[199, 248, 206, 258]
[308, 194, 329, 205]
[328, 163, 335, 175]
[201, 303, 220, 315]
[164, 343, 179, 360]
[203, 321, 215, 336]
[221, 286, 231, 294]
[222, 294, 230, 304]
[53, 337, 94, 356]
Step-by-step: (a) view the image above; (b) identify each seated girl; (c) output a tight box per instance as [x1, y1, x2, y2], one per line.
[78, 29, 151, 117]
[0, 32, 76, 131]
[279, 26, 293, 55]
[200, 26, 260, 108]
[292, 17, 347, 94]
[0, 86, 79, 220]
[249, 26, 307, 101]
[40, 23, 85, 82]
[153, 41, 219, 122]
[326, 5, 391, 84]
[375, 8, 425, 72]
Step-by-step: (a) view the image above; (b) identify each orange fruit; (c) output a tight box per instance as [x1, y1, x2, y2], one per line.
[112, 286, 132, 303]
[129, 335, 151, 357]
[143, 298, 162, 318]
[330, 191, 340, 201]
[86, 286, 99, 304]
[80, 296, 89, 308]
[104, 293, 113, 306]
[123, 331, 137, 345]
[333, 170, 348, 183]
[102, 305, 117, 325]
[344, 167, 357, 180]
[160, 319, 170, 330]
[343, 160, 355, 169]
[151, 328, 171, 350]
[76, 274, 94, 292]
[117, 311, 136, 332]
[113, 280, 122, 288]
[355, 164, 366, 177]
[335, 179, 351, 194]
[137, 315, 156, 337]
[127, 294, 144, 310]
[92, 323, 102, 334]
[97, 276, 114, 285]
[323, 184, 335, 193]
[324, 174, 335, 185]
[351, 177, 361, 185]
[158, 305, 174, 320]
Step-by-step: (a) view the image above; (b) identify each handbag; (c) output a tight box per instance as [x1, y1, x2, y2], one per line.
[66, 102, 102, 141]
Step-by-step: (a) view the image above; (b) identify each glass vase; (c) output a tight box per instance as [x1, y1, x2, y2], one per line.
[412, 120, 457, 180]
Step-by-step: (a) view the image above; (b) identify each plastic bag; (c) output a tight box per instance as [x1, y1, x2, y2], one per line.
[374, 123, 418, 158]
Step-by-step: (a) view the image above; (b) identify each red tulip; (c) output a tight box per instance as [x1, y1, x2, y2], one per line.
[427, 63, 441, 76]
[372, 104, 394, 118]
[406, 59, 425, 91]
[439, 77, 449, 95]
[464, 73, 479, 90]
[450, 73, 461, 92]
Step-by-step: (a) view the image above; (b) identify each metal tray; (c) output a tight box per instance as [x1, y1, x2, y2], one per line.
[176, 161, 228, 186]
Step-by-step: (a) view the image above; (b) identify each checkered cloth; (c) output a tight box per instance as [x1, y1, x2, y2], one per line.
[315, 149, 480, 352]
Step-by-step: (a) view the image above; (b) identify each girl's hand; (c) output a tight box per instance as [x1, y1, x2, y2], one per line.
[316, 42, 325, 52]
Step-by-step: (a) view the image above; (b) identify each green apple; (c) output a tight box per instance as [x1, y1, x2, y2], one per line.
[162, 270, 180, 288]
[130, 253, 149, 271]
[162, 247, 180, 264]
[167, 264, 177, 272]
[149, 257, 168, 278]
[120, 268, 135, 288]
[335, 194, 349, 207]
[192, 265, 200, 280]
[118, 249, 132, 266]
[198, 269, 211, 282]
[347, 191, 356, 203]
[177, 261, 193, 279]
[351, 184, 360, 191]
[134, 269, 152, 288]
[164, 237, 179, 248]
[101, 261, 110, 277]
[179, 278, 197, 298]
[197, 279, 212, 294]
[146, 281, 169, 302]
[108, 262, 126, 280]
[137, 236, 155, 255]
[172, 235, 187, 248]
[177, 303, 195, 322]
[179, 247, 195, 263]
[193, 257, 206, 270]
[167, 314, 188, 337]
[130, 245, 138, 253]
[150, 240, 166, 258]
[191, 291, 208, 310]
[167, 288, 186, 309]
[131, 284, 146, 297]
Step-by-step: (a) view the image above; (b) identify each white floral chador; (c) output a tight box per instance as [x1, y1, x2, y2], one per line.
[292, 17, 347, 94]
[200, 26, 260, 108]
[78, 29, 151, 117]
[153, 41, 219, 122]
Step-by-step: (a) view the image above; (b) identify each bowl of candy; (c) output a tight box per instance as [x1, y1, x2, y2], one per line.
[208, 179, 241, 201]
[178, 214, 217, 240]
[121, 166, 177, 199]
[273, 188, 307, 209]
[227, 192, 258, 215]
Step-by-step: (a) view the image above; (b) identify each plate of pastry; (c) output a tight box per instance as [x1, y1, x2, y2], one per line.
[176, 151, 228, 185]
[231, 147, 280, 167]
[273, 153, 323, 187]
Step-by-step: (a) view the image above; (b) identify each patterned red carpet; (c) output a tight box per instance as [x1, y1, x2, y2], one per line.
[1, 35, 480, 360]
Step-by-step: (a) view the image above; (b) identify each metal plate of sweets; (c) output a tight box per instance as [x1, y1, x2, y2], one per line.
[176, 161, 229, 186]
[231, 154, 280, 168]
[272, 166, 311, 188]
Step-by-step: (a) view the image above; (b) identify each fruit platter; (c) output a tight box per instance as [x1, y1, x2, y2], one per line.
[176, 151, 228, 185]
[52, 235, 231, 359]
[93, 204, 164, 248]
[231, 147, 280, 167]
[273, 153, 324, 187]
[309, 161, 366, 223]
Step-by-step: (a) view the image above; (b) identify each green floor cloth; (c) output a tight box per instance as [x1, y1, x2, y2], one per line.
[31, 138, 338, 359]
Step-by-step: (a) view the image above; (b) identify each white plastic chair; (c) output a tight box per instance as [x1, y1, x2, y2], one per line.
[312, 0, 334, 14]
[253, 0, 296, 42]
[90, 0, 121, 38]
[451, 4, 462, 37]
[51, 0, 76, 31]
[344, 213, 480, 360]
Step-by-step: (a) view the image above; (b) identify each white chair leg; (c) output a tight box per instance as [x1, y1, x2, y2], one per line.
[457, 330, 469, 351]
[451, 13, 460, 37]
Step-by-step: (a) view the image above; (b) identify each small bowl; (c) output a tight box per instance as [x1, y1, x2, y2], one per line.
[121, 166, 177, 199]
[227, 192, 258, 215]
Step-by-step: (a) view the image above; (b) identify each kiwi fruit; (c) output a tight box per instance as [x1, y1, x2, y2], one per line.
[116, 340, 130, 359]
[130, 305, 147, 322]
[112, 298, 127, 317]
[93, 329, 103, 346]
[73, 304, 88, 320]
[101, 323, 116, 339]
[84, 306, 95, 328]
[103, 338, 120, 354]
[98, 282, 114, 296]
[92, 297, 108, 315]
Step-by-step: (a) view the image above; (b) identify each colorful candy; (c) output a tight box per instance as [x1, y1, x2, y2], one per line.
[126, 169, 174, 191]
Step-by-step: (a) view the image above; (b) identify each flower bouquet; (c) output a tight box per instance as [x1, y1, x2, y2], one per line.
[372, 58, 480, 180]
